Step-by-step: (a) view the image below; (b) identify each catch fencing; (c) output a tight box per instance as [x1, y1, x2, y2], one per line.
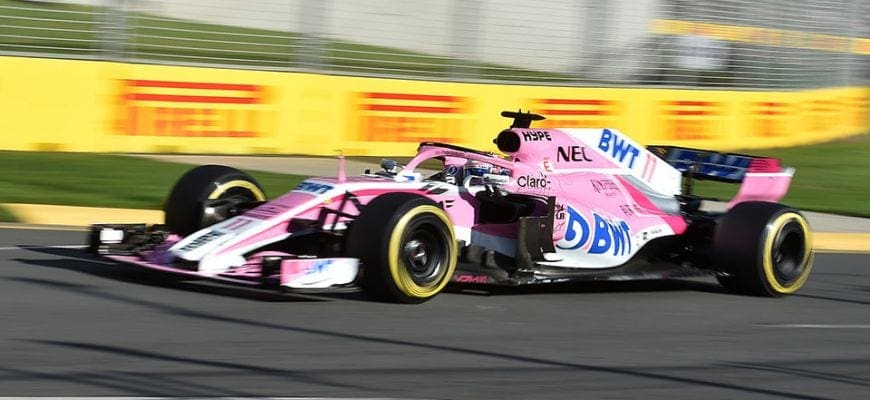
[1, 0, 866, 89]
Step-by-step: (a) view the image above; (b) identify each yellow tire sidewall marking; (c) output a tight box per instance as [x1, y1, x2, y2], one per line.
[387, 204, 457, 299]
[762, 212, 813, 294]
[208, 180, 266, 201]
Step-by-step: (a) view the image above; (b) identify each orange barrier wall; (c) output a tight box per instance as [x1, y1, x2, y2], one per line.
[1, 56, 866, 156]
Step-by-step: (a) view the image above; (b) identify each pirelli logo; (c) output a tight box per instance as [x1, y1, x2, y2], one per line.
[815, 96, 867, 133]
[660, 100, 724, 140]
[750, 101, 790, 137]
[531, 98, 622, 129]
[803, 99, 839, 134]
[850, 96, 870, 130]
[354, 92, 469, 142]
[115, 80, 272, 137]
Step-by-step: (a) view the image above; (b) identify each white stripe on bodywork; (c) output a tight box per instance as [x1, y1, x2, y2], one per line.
[169, 179, 432, 273]
[560, 128, 682, 196]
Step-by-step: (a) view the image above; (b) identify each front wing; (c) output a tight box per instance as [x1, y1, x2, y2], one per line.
[88, 224, 359, 292]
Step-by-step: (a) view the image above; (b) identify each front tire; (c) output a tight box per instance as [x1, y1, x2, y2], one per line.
[346, 193, 457, 303]
[713, 202, 813, 297]
[164, 165, 266, 236]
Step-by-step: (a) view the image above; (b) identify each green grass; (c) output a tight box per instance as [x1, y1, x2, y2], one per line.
[692, 134, 870, 217]
[0, 204, 17, 222]
[0, 0, 570, 82]
[0, 152, 306, 211]
[0, 135, 867, 223]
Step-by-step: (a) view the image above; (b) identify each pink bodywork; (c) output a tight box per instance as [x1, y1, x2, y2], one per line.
[727, 170, 794, 209]
[111, 127, 794, 281]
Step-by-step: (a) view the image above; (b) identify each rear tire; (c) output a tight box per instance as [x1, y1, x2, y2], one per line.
[713, 202, 813, 297]
[164, 165, 266, 236]
[346, 193, 457, 303]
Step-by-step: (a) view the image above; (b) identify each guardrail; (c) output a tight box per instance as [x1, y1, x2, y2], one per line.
[1, 0, 866, 88]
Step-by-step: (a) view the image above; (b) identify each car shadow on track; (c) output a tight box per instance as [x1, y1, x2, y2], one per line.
[15, 246, 730, 303]
[11, 246, 357, 303]
[446, 278, 731, 297]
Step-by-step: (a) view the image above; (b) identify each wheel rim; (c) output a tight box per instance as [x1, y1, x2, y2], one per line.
[385, 204, 457, 300]
[761, 211, 813, 294]
[217, 186, 261, 202]
[198, 182, 264, 230]
[771, 220, 806, 285]
[400, 216, 449, 286]
[208, 179, 266, 201]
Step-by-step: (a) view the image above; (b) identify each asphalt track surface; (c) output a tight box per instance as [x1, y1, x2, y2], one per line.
[1, 227, 869, 399]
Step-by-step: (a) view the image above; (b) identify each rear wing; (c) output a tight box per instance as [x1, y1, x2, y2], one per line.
[647, 145, 794, 208]
[647, 145, 783, 183]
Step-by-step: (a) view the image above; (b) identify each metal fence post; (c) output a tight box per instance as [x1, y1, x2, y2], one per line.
[844, 0, 862, 87]
[298, 0, 327, 72]
[574, 0, 609, 83]
[100, 0, 128, 61]
[449, 0, 481, 80]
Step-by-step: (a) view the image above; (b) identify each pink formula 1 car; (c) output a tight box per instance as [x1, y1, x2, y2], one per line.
[88, 111, 813, 303]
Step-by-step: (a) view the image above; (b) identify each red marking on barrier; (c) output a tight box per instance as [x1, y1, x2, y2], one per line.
[754, 102, 786, 116]
[364, 92, 459, 102]
[533, 98, 620, 129]
[115, 79, 269, 137]
[129, 80, 258, 92]
[127, 93, 257, 104]
[540, 99, 608, 106]
[671, 109, 712, 116]
[540, 109, 606, 116]
[363, 104, 459, 114]
[670, 100, 710, 107]
[661, 100, 723, 140]
[355, 91, 468, 142]
[750, 102, 789, 136]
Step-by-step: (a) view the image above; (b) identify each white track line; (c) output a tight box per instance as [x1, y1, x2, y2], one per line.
[0, 398, 432, 400]
[759, 324, 870, 329]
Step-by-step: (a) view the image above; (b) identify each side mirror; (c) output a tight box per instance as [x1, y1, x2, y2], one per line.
[483, 173, 510, 186]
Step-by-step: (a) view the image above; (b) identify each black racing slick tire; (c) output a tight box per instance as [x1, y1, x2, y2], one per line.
[713, 201, 813, 297]
[346, 193, 458, 304]
[163, 165, 266, 236]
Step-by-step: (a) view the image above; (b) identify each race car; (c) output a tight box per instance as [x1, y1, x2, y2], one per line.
[88, 110, 813, 303]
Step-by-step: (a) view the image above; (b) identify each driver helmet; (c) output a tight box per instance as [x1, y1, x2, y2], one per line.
[463, 161, 491, 179]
